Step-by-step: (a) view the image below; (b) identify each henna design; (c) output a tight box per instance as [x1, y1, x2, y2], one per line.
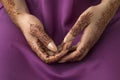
[30, 24, 51, 46]
[29, 37, 72, 63]
[74, 0, 120, 62]
[70, 12, 93, 37]
[33, 40, 73, 63]
[42, 43, 55, 56]
[59, 1, 120, 63]
[96, 0, 120, 31]
[29, 39, 50, 62]
[42, 42, 72, 63]
[30, 39, 70, 63]
[77, 0, 120, 60]
[36, 40, 48, 56]
[0, 0, 20, 16]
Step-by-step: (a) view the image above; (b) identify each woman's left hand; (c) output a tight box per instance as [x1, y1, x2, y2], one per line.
[59, 1, 120, 63]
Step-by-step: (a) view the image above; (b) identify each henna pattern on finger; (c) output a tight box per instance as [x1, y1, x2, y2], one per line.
[43, 42, 72, 63]
[30, 24, 57, 52]
[59, 44, 90, 63]
[71, 12, 93, 37]
[31, 38, 71, 63]
[68, 46, 77, 53]
[42, 43, 55, 56]
[72, 41, 93, 62]
[29, 23, 72, 63]
[29, 39, 50, 62]
[30, 24, 52, 47]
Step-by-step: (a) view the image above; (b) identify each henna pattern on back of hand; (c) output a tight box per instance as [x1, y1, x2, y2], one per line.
[71, 12, 93, 37]
[30, 24, 51, 46]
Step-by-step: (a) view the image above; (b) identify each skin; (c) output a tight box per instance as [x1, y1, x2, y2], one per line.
[0, 0, 58, 63]
[0, 0, 120, 63]
[59, 0, 120, 63]
[0, 0, 74, 63]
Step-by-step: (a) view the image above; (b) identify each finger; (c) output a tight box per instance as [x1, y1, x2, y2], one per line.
[74, 22, 106, 61]
[58, 50, 81, 63]
[71, 47, 89, 62]
[64, 12, 92, 43]
[30, 38, 72, 63]
[38, 41, 55, 56]
[30, 24, 57, 52]
[45, 41, 72, 63]
[65, 45, 77, 54]
[29, 39, 49, 62]
[59, 23, 104, 63]
[75, 52, 87, 62]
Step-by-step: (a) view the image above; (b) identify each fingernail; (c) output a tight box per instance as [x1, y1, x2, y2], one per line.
[64, 34, 74, 43]
[58, 60, 66, 63]
[47, 51, 55, 56]
[47, 42, 57, 52]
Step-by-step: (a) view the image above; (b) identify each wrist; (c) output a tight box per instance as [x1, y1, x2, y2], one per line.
[101, 0, 120, 6]
[13, 13, 31, 28]
[0, 0, 29, 25]
[100, 0, 120, 13]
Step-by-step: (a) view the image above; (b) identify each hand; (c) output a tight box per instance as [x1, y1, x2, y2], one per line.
[15, 13, 59, 63]
[59, 1, 120, 63]
[0, 0, 72, 63]
[15, 13, 73, 63]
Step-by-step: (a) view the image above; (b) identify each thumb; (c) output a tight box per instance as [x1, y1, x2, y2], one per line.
[30, 24, 57, 52]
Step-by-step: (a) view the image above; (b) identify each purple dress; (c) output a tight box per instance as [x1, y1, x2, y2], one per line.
[0, 0, 120, 80]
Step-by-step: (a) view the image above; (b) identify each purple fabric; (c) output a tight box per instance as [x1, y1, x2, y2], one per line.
[0, 0, 120, 80]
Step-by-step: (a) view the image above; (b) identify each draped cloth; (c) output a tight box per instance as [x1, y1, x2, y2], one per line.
[0, 0, 120, 80]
